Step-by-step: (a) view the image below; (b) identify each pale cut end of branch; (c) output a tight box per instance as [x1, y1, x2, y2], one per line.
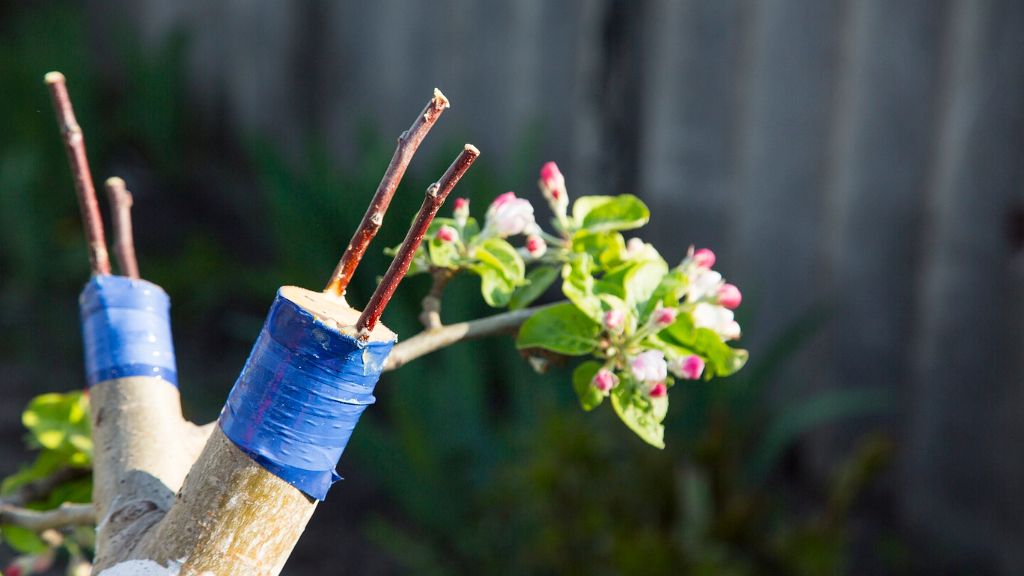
[432, 88, 450, 110]
[323, 90, 452, 297]
[356, 145, 480, 336]
[105, 176, 140, 279]
[44, 71, 66, 85]
[46, 71, 111, 276]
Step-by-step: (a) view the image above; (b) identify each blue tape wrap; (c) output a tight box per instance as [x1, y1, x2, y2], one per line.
[79, 275, 178, 387]
[219, 290, 395, 501]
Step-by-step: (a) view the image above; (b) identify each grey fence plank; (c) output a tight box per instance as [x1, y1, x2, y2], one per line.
[907, 1, 1024, 571]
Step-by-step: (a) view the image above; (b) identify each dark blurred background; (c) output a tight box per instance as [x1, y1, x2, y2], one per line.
[2, 1, 1023, 574]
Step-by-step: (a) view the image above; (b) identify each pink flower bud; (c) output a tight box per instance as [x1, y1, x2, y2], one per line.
[631, 350, 668, 383]
[525, 234, 547, 258]
[717, 283, 742, 309]
[692, 248, 716, 270]
[436, 225, 458, 243]
[485, 192, 536, 237]
[539, 161, 569, 216]
[671, 355, 705, 380]
[651, 306, 678, 327]
[603, 309, 625, 333]
[592, 368, 618, 395]
[5, 564, 22, 576]
[453, 197, 470, 226]
[648, 381, 667, 398]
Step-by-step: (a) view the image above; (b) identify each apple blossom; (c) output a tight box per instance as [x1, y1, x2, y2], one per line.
[453, 197, 470, 227]
[631, 350, 668, 382]
[484, 191, 536, 237]
[436, 225, 459, 243]
[592, 368, 618, 395]
[670, 355, 705, 380]
[692, 302, 741, 341]
[648, 381, 667, 398]
[525, 234, 547, 258]
[685, 268, 724, 302]
[717, 283, 742, 309]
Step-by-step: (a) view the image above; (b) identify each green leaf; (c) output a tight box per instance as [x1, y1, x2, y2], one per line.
[471, 265, 516, 308]
[639, 268, 687, 319]
[624, 258, 668, 309]
[509, 265, 559, 310]
[571, 231, 626, 269]
[22, 392, 90, 454]
[516, 302, 600, 355]
[610, 385, 666, 449]
[561, 256, 603, 321]
[594, 255, 668, 311]
[571, 361, 605, 411]
[427, 237, 460, 269]
[572, 195, 650, 233]
[475, 237, 525, 284]
[2, 525, 47, 554]
[468, 238, 526, 308]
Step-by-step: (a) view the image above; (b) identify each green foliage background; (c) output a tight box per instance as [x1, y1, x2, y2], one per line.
[0, 3, 905, 574]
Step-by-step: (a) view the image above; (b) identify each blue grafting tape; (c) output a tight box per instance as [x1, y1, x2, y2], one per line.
[79, 275, 178, 387]
[219, 290, 395, 501]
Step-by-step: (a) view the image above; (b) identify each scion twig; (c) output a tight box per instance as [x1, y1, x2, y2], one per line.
[45, 71, 110, 275]
[385, 302, 558, 371]
[105, 177, 140, 279]
[0, 502, 95, 532]
[324, 89, 451, 297]
[356, 145, 480, 336]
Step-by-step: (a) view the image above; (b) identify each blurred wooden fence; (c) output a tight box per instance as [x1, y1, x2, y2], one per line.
[93, 0, 1024, 572]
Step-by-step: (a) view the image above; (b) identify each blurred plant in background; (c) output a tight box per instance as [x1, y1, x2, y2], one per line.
[0, 2, 901, 574]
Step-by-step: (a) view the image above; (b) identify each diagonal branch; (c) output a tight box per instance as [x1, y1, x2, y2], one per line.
[324, 89, 450, 297]
[45, 71, 110, 276]
[0, 503, 95, 532]
[384, 302, 558, 371]
[357, 145, 480, 336]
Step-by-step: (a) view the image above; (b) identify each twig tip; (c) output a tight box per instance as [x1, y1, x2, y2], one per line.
[432, 88, 450, 110]
[463, 143, 480, 156]
[105, 176, 125, 188]
[44, 71, 65, 85]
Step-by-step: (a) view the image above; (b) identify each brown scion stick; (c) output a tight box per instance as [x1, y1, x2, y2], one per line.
[104, 177, 140, 279]
[44, 71, 111, 276]
[356, 144, 480, 337]
[324, 89, 451, 297]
